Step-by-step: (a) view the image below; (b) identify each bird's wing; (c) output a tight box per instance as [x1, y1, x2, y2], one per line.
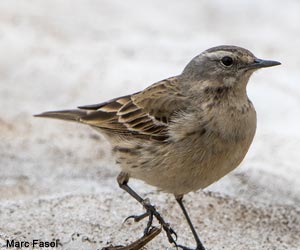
[79, 76, 188, 141]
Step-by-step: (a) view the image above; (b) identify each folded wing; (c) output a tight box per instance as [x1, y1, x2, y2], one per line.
[36, 77, 188, 141]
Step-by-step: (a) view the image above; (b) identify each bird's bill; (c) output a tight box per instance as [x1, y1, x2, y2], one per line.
[248, 58, 281, 69]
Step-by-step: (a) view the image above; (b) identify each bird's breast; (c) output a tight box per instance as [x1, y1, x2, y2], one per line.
[114, 99, 257, 195]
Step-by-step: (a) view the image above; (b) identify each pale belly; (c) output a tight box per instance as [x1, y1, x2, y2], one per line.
[113, 105, 257, 196]
[129, 135, 253, 195]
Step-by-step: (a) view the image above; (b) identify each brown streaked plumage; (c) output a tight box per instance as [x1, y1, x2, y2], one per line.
[35, 45, 281, 250]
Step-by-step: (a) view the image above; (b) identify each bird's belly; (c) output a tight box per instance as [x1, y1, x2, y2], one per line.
[115, 110, 256, 195]
[142, 144, 249, 195]
[118, 134, 252, 196]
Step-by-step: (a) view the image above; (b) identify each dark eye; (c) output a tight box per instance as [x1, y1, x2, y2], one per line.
[221, 56, 234, 67]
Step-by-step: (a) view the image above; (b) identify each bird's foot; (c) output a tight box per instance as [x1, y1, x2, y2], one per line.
[124, 211, 151, 224]
[125, 199, 178, 246]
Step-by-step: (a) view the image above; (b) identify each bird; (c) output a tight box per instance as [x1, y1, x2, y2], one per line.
[35, 45, 281, 250]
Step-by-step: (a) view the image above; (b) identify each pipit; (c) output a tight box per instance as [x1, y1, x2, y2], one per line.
[35, 45, 280, 250]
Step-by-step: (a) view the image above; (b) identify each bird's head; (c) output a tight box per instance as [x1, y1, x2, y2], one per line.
[181, 45, 281, 90]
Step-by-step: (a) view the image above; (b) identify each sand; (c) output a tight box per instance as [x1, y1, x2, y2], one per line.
[0, 1, 299, 249]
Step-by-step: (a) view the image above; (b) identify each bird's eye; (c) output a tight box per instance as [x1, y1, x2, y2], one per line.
[221, 56, 234, 67]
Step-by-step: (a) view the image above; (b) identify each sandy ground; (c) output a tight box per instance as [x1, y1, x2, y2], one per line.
[0, 1, 299, 249]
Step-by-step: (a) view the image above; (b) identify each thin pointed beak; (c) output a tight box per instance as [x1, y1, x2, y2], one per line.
[248, 58, 281, 69]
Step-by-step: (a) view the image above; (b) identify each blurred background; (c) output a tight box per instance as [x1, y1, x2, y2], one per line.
[0, 1, 299, 249]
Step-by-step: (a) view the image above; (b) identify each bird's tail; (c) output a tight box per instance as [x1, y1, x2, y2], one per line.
[34, 109, 88, 122]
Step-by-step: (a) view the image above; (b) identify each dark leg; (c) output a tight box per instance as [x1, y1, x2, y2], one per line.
[117, 172, 177, 245]
[175, 195, 206, 250]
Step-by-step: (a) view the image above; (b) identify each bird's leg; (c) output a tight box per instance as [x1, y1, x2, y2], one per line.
[175, 195, 206, 250]
[117, 172, 178, 245]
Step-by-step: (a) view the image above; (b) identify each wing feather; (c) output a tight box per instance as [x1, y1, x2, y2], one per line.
[77, 77, 188, 140]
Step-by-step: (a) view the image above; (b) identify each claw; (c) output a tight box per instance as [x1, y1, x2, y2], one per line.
[166, 225, 178, 241]
[123, 215, 135, 223]
[116, 178, 182, 249]
[122, 196, 179, 247]
[143, 212, 154, 235]
[163, 223, 178, 245]
[140, 202, 178, 245]
[123, 211, 150, 223]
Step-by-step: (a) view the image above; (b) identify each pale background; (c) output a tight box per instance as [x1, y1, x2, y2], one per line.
[0, 1, 299, 249]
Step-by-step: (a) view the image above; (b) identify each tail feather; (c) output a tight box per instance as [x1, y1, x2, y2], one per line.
[34, 109, 88, 122]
